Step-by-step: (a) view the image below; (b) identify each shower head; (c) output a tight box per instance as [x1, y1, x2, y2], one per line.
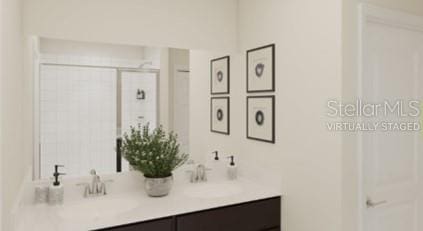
[138, 61, 153, 69]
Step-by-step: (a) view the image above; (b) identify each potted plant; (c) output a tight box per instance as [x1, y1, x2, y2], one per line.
[121, 124, 189, 197]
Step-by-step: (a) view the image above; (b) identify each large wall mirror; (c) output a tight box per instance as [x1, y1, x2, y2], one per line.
[34, 38, 190, 179]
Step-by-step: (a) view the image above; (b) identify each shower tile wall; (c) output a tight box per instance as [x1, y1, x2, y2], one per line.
[40, 65, 117, 178]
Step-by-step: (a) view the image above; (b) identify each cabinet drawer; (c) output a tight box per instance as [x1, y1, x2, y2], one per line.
[176, 197, 280, 231]
[95, 217, 174, 231]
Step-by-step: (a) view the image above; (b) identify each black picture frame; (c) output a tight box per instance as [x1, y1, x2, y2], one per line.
[210, 56, 230, 95]
[246, 95, 275, 143]
[246, 44, 275, 93]
[210, 97, 230, 135]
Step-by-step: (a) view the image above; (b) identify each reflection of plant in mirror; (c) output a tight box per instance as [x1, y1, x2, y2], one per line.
[121, 124, 189, 178]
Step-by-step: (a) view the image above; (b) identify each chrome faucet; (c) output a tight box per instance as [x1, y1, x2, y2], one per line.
[187, 164, 210, 183]
[77, 169, 113, 197]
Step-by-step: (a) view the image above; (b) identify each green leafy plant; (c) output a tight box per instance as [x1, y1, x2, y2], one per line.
[121, 124, 189, 178]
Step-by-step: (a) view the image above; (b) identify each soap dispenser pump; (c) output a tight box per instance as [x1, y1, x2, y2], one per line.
[48, 165, 65, 205]
[206, 150, 224, 181]
[227, 156, 237, 180]
[212, 151, 219, 160]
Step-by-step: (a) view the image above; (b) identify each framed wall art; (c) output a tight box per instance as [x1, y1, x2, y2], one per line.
[247, 95, 275, 143]
[210, 56, 230, 94]
[210, 97, 230, 135]
[247, 44, 275, 93]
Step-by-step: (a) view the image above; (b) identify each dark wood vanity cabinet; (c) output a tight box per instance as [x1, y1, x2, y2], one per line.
[176, 197, 280, 231]
[96, 217, 174, 231]
[97, 197, 281, 231]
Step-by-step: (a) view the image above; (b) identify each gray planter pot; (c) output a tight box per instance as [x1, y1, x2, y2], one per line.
[144, 174, 173, 197]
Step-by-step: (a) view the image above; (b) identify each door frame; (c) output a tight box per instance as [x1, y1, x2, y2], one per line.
[358, 4, 423, 231]
[170, 64, 189, 131]
[171, 64, 190, 155]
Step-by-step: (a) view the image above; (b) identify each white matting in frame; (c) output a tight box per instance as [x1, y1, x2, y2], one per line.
[247, 95, 275, 143]
[210, 56, 230, 94]
[247, 44, 275, 93]
[211, 97, 230, 134]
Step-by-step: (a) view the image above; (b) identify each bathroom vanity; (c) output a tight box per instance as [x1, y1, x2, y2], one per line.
[98, 197, 280, 231]
[14, 172, 282, 231]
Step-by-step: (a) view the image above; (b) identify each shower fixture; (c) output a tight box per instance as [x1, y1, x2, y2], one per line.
[137, 89, 146, 100]
[138, 61, 153, 69]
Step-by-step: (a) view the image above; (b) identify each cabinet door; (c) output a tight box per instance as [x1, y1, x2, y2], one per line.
[176, 197, 280, 231]
[95, 217, 174, 231]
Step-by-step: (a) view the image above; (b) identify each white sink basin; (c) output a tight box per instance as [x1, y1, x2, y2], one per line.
[58, 196, 140, 221]
[183, 182, 243, 199]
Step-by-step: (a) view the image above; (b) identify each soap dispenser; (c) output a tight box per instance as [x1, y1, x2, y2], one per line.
[207, 151, 224, 180]
[48, 165, 65, 205]
[226, 156, 237, 180]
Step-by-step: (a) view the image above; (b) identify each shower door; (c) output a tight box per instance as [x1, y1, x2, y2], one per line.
[119, 71, 158, 171]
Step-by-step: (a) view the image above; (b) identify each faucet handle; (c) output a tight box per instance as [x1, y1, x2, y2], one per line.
[90, 169, 97, 175]
[185, 170, 195, 183]
[98, 181, 112, 195]
[76, 183, 90, 197]
[99, 179, 114, 195]
[99, 182, 107, 195]
[196, 164, 207, 181]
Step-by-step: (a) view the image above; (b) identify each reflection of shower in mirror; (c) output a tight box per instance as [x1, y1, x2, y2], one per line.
[138, 61, 153, 68]
[137, 89, 146, 100]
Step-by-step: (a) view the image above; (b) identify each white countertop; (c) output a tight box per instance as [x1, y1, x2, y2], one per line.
[15, 172, 281, 231]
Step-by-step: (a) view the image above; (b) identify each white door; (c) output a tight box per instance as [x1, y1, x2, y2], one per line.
[361, 5, 423, 231]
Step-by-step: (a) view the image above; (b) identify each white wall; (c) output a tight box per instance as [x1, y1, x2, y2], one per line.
[23, 0, 237, 51]
[0, 0, 25, 230]
[189, 50, 241, 164]
[238, 3, 343, 231]
[0, 3, 3, 228]
[40, 38, 145, 60]
[362, 0, 423, 15]
[159, 49, 170, 131]
[190, 1, 343, 231]
[169, 48, 190, 130]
